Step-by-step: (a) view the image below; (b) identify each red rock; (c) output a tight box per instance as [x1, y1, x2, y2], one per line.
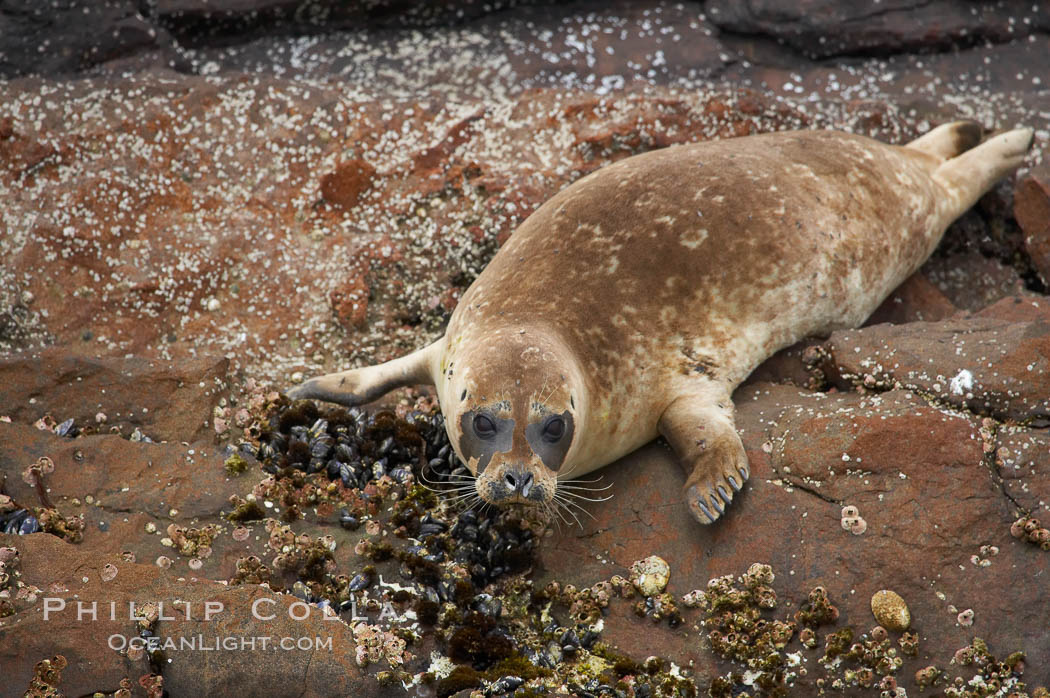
[923, 251, 1031, 312]
[1014, 162, 1050, 285]
[320, 159, 376, 210]
[865, 271, 958, 326]
[0, 533, 390, 697]
[0, 421, 252, 524]
[0, 348, 228, 443]
[329, 274, 371, 329]
[413, 110, 485, 175]
[975, 295, 1050, 323]
[705, 0, 1047, 58]
[996, 429, 1050, 514]
[815, 303, 1050, 421]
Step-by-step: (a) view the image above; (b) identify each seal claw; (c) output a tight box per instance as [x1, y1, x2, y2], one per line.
[685, 484, 717, 524]
[710, 490, 725, 514]
[717, 484, 732, 504]
[728, 475, 740, 491]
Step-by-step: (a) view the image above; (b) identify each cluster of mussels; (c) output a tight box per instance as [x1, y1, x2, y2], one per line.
[0, 501, 84, 542]
[249, 399, 536, 587]
[1, 457, 84, 543]
[1, 418, 79, 537]
[0, 504, 40, 535]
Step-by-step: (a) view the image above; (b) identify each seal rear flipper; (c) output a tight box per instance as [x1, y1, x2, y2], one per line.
[934, 127, 1035, 219]
[658, 387, 750, 525]
[286, 339, 442, 406]
[905, 121, 982, 161]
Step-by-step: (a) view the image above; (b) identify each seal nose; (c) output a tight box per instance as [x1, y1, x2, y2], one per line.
[503, 469, 534, 498]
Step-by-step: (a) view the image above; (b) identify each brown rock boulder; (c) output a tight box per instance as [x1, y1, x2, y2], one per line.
[1015, 162, 1050, 286]
[320, 159, 377, 210]
[995, 428, 1050, 517]
[0, 421, 250, 524]
[0, 533, 388, 697]
[814, 298, 1050, 422]
[922, 251, 1032, 313]
[864, 271, 958, 326]
[0, 347, 228, 442]
[705, 0, 1049, 58]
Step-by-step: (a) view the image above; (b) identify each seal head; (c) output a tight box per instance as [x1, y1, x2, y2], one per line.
[441, 325, 585, 510]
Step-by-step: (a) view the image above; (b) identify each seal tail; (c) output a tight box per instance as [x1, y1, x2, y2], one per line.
[931, 126, 1035, 218]
[906, 121, 983, 160]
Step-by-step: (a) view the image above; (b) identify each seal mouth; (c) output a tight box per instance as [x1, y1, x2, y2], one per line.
[499, 499, 542, 510]
[480, 488, 551, 508]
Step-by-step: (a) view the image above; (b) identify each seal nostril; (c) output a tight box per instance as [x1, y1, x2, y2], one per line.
[504, 472, 517, 490]
[520, 471, 534, 498]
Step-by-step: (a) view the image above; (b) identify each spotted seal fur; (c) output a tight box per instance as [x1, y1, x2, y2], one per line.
[289, 123, 1034, 524]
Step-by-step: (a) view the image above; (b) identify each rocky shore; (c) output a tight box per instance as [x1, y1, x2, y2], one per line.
[2, 1, 1049, 695]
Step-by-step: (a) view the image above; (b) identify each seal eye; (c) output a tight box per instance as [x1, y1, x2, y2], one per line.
[542, 416, 565, 442]
[473, 414, 497, 439]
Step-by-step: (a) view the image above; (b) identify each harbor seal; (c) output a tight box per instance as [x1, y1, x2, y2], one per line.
[289, 123, 1034, 524]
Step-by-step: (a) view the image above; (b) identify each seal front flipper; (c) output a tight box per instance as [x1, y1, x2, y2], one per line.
[658, 386, 749, 525]
[287, 339, 442, 406]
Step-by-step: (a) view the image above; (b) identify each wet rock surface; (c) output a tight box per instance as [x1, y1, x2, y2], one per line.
[0, 348, 228, 442]
[705, 1, 1050, 59]
[0, 533, 379, 697]
[2, 1, 1050, 696]
[1015, 162, 1050, 285]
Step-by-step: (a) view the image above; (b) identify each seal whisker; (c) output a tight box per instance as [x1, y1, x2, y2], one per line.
[437, 486, 479, 495]
[550, 497, 583, 527]
[447, 491, 478, 503]
[453, 495, 483, 514]
[557, 486, 614, 498]
[541, 501, 566, 530]
[557, 461, 583, 482]
[459, 495, 487, 516]
[437, 491, 476, 501]
[539, 379, 559, 407]
[422, 479, 476, 492]
[418, 470, 442, 486]
[559, 502, 597, 525]
[537, 378, 550, 406]
[557, 483, 614, 493]
[547, 498, 574, 528]
[558, 475, 607, 485]
[551, 495, 589, 526]
[557, 491, 614, 503]
[440, 477, 478, 485]
[444, 491, 482, 504]
[418, 477, 473, 493]
[419, 467, 474, 487]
